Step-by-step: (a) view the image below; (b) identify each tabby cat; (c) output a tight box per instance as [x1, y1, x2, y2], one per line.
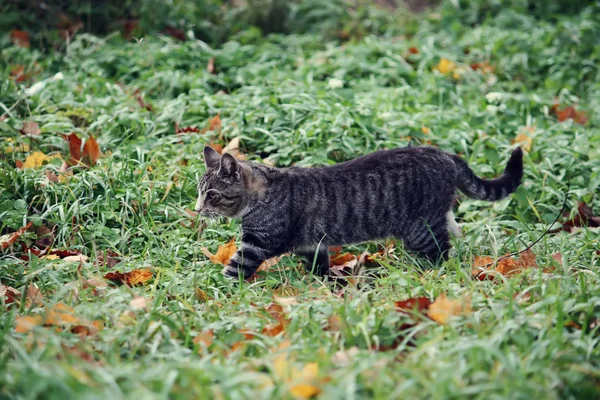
[196, 146, 523, 279]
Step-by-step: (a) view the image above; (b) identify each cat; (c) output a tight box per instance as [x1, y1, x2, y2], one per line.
[195, 145, 523, 279]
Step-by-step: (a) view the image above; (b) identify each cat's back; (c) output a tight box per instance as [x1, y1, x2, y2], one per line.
[309, 146, 454, 175]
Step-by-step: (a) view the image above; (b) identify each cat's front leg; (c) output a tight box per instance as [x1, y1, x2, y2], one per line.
[222, 242, 279, 280]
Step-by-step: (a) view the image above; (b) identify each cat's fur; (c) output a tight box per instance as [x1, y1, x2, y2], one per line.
[196, 146, 523, 279]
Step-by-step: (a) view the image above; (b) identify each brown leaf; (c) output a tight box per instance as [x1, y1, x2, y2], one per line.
[206, 114, 222, 132]
[201, 238, 237, 265]
[0, 221, 33, 250]
[394, 297, 432, 313]
[162, 26, 186, 41]
[11, 30, 30, 48]
[129, 296, 148, 309]
[15, 160, 24, 169]
[329, 253, 357, 272]
[175, 124, 200, 134]
[553, 202, 600, 233]
[194, 330, 214, 348]
[82, 135, 101, 166]
[133, 89, 153, 111]
[552, 104, 588, 125]
[324, 315, 343, 332]
[408, 46, 419, 54]
[207, 57, 216, 74]
[428, 294, 472, 324]
[44, 303, 80, 326]
[512, 133, 532, 152]
[19, 121, 41, 136]
[1, 284, 22, 305]
[64, 133, 82, 165]
[26, 284, 44, 307]
[104, 268, 153, 286]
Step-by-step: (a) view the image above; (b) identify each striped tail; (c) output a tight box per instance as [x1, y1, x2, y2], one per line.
[453, 148, 523, 201]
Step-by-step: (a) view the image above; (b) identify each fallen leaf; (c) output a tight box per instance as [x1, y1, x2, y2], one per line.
[331, 346, 359, 366]
[82, 135, 101, 166]
[62, 254, 89, 263]
[206, 114, 222, 132]
[470, 61, 494, 73]
[201, 238, 237, 265]
[175, 124, 200, 134]
[324, 315, 342, 332]
[549, 202, 600, 233]
[257, 255, 282, 272]
[22, 151, 55, 169]
[428, 293, 472, 324]
[15, 160, 24, 168]
[104, 268, 153, 286]
[289, 383, 322, 399]
[64, 133, 82, 165]
[222, 137, 247, 160]
[19, 121, 41, 136]
[552, 104, 588, 125]
[434, 58, 456, 74]
[1, 284, 22, 305]
[26, 284, 44, 307]
[472, 249, 540, 280]
[133, 89, 153, 111]
[11, 30, 30, 48]
[207, 57, 216, 74]
[0, 222, 33, 250]
[394, 297, 432, 313]
[194, 330, 214, 348]
[408, 46, 419, 54]
[15, 315, 43, 333]
[129, 296, 148, 309]
[45, 303, 80, 326]
[512, 133, 532, 152]
[273, 295, 298, 306]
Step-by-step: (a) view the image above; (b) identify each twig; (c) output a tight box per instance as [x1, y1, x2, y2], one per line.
[473, 181, 571, 279]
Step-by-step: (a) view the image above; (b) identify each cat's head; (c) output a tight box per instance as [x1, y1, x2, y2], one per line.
[195, 146, 250, 218]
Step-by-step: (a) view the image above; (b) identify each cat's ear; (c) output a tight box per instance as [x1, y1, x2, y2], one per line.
[220, 153, 241, 180]
[203, 146, 221, 169]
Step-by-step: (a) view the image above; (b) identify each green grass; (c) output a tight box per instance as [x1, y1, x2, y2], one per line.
[1, 2, 600, 399]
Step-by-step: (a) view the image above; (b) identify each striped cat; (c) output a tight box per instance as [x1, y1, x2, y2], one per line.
[196, 146, 523, 279]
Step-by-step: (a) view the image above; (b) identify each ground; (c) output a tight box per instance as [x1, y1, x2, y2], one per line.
[1, 2, 599, 399]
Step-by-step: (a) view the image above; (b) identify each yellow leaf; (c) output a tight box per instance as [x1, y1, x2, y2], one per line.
[428, 293, 472, 324]
[15, 315, 43, 333]
[41, 254, 60, 260]
[22, 151, 49, 169]
[512, 133, 533, 152]
[202, 238, 237, 265]
[289, 383, 321, 399]
[421, 126, 430, 134]
[434, 58, 456, 74]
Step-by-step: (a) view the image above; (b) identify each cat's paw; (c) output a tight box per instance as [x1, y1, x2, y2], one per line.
[222, 265, 241, 280]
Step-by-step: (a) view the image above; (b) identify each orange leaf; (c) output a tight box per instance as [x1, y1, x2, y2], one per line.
[209, 143, 223, 154]
[262, 321, 286, 337]
[10, 30, 30, 48]
[201, 238, 237, 265]
[193, 330, 214, 348]
[104, 268, 153, 286]
[553, 104, 588, 125]
[82, 135, 101, 166]
[394, 297, 432, 313]
[289, 383, 322, 398]
[408, 46, 419, 54]
[512, 133, 532, 152]
[428, 294, 472, 324]
[0, 221, 33, 250]
[329, 253, 357, 272]
[64, 133, 82, 165]
[15, 315, 43, 333]
[206, 114, 222, 132]
[45, 303, 80, 326]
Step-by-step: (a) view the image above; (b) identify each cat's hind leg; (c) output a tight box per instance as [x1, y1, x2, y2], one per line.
[296, 246, 330, 276]
[403, 216, 451, 262]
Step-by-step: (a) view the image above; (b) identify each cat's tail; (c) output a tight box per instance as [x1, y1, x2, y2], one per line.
[452, 148, 523, 201]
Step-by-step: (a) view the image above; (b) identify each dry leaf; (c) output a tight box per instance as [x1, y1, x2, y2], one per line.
[549, 202, 600, 233]
[45, 303, 80, 326]
[470, 61, 494, 73]
[201, 238, 237, 265]
[0, 222, 33, 249]
[194, 330, 214, 348]
[26, 284, 44, 307]
[104, 268, 153, 286]
[552, 104, 588, 125]
[19, 121, 41, 136]
[395, 297, 432, 313]
[15, 315, 43, 333]
[289, 383, 322, 399]
[82, 135, 101, 166]
[512, 133, 532, 152]
[22, 152, 53, 169]
[62, 254, 89, 263]
[11, 30, 30, 48]
[222, 137, 246, 160]
[324, 315, 342, 332]
[1, 284, 22, 305]
[206, 114, 222, 132]
[207, 57, 216, 74]
[257, 255, 282, 272]
[473, 249, 540, 280]
[129, 296, 148, 309]
[428, 294, 472, 324]
[331, 346, 359, 366]
[274, 295, 298, 306]
[434, 58, 456, 74]
[64, 133, 82, 165]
